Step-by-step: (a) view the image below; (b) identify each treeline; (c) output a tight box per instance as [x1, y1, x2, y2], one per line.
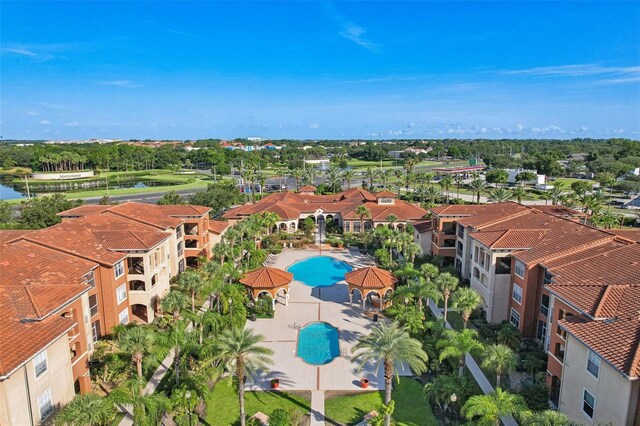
[1, 138, 638, 177]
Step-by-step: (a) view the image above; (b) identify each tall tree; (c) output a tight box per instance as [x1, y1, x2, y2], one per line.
[511, 186, 527, 204]
[119, 327, 155, 378]
[161, 291, 189, 319]
[435, 272, 459, 323]
[481, 344, 518, 388]
[215, 327, 273, 426]
[352, 321, 428, 426]
[355, 205, 371, 234]
[437, 329, 484, 377]
[110, 379, 170, 426]
[439, 175, 453, 204]
[179, 270, 205, 313]
[523, 410, 571, 426]
[469, 178, 488, 204]
[452, 287, 482, 328]
[461, 388, 529, 426]
[488, 188, 512, 203]
[55, 393, 116, 426]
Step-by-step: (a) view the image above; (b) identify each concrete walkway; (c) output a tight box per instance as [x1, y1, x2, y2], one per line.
[310, 391, 326, 426]
[428, 299, 518, 426]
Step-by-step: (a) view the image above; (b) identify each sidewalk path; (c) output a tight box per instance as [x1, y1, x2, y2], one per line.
[428, 300, 518, 426]
[310, 391, 326, 426]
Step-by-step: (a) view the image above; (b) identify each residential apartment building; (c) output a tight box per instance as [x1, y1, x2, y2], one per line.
[224, 187, 428, 232]
[0, 202, 217, 426]
[422, 202, 640, 425]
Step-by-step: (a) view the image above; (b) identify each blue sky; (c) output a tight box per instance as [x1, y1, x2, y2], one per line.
[2, 1, 639, 140]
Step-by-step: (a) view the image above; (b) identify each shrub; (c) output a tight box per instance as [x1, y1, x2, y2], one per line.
[519, 382, 550, 411]
[268, 408, 291, 426]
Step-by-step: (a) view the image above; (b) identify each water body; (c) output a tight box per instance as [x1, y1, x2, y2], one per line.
[286, 255, 353, 287]
[0, 181, 26, 200]
[297, 322, 340, 365]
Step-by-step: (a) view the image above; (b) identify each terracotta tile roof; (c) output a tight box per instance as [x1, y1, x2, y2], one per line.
[608, 229, 640, 243]
[532, 205, 585, 220]
[154, 204, 211, 216]
[56, 205, 111, 217]
[413, 220, 433, 233]
[298, 185, 317, 192]
[208, 220, 231, 235]
[18, 213, 170, 265]
[430, 202, 524, 217]
[0, 230, 34, 244]
[375, 190, 397, 198]
[0, 241, 95, 377]
[470, 229, 548, 249]
[560, 315, 640, 379]
[345, 266, 398, 289]
[105, 202, 184, 229]
[239, 267, 293, 289]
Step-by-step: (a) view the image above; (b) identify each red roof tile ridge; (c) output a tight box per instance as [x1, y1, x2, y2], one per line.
[477, 209, 534, 229]
[594, 285, 617, 319]
[518, 235, 616, 265]
[490, 228, 546, 248]
[24, 287, 43, 318]
[20, 237, 124, 266]
[128, 230, 150, 249]
[105, 210, 169, 230]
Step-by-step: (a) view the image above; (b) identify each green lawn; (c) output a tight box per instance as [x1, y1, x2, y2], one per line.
[324, 377, 437, 426]
[347, 159, 396, 169]
[205, 378, 311, 425]
[553, 177, 596, 187]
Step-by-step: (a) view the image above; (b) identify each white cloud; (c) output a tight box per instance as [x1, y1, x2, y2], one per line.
[408, 122, 416, 128]
[26, 111, 39, 116]
[65, 121, 80, 127]
[98, 80, 141, 88]
[516, 123, 525, 131]
[4, 47, 37, 57]
[502, 63, 640, 77]
[324, 3, 379, 52]
[308, 123, 320, 129]
[39, 120, 51, 125]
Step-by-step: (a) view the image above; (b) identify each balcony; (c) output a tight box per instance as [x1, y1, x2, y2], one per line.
[185, 239, 199, 249]
[554, 343, 565, 362]
[184, 223, 199, 236]
[129, 280, 146, 292]
[442, 223, 456, 236]
[127, 257, 145, 275]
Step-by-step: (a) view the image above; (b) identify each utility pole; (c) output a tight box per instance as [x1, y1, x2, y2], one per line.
[24, 175, 31, 199]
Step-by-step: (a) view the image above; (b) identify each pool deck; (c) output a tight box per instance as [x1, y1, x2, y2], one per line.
[245, 247, 411, 395]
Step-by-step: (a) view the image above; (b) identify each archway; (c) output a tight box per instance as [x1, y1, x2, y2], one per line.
[275, 287, 289, 306]
[365, 290, 383, 310]
[349, 288, 363, 307]
[131, 304, 149, 323]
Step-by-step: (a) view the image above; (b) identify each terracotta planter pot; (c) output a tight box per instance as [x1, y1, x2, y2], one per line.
[271, 379, 280, 389]
[360, 378, 369, 389]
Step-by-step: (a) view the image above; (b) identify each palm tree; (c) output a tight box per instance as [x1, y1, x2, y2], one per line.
[179, 270, 205, 313]
[461, 388, 529, 426]
[352, 321, 428, 426]
[524, 410, 571, 426]
[435, 272, 459, 323]
[452, 287, 482, 328]
[596, 171, 616, 211]
[439, 176, 453, 204]
[437, 329, 484, 377]
[55, 393, 116, 426]
[119, 327, 155, 378]
[216, 327, 273, 426]
[259, 211, 279, 235]
[496, 324, 521, 349]
[482, 344, 518, 388]
[488, 188, 512, 203]
[379, 169, 392, 189]
[355, 205, 371, 234]
[511, 186, 527, 204]
[342, 169, 355, 189]
[161, 291, 189, 319]
[110, 378, 170, 426]
[547, 185, 564, 204]
[469, 178, 488, 204]
[289, 167, 303, 191]
[325, 164, 343, 192]
[454, 174, 465, 199]
[424, 186, 441, 205]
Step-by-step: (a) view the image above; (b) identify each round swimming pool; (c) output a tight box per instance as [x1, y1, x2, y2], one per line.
[297, 322, 340, 365]
[286, 256, 352, 287]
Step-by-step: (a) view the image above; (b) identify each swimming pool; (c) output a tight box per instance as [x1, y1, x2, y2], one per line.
[297, 322, 340, 365]
[286, 256, 352, 287]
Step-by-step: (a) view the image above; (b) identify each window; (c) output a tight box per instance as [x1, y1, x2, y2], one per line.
[512, 284, 523, 304]
[353, 221, 361, 232]
[177, 241, 184, 256]
[473, 267, 480, 280]
[536, 320, 547, 345]
[38, 388, 53, 420]
[91, 320, 102, 343]
[176, 225, 183, 238]
[33, 350, 47, 378]
[510, 308, 521, 328]
[540, 294, 550, 317]
[457, 225, 465, 238]
[119, 309, 129, 325]
[89, 294, 98, 317]
[543, 269, 553, 285]
[84, 271, 95, 287]
[514, 260, 525, 278]
[87, 333, 93, 352]
[456, 241, 463, 257]
[345, 222, 350, 232]
[179, 259, 185, 273]
[116, 284, 127, 304]
[114, 260, 125, 279]
[495, 257, 511, 275]
[582, 389, 595, 419]
[587, 350, 601, 379]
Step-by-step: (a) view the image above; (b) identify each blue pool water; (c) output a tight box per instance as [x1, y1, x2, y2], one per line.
[297, 322, 340, 365]
[286, 256, 352, 287]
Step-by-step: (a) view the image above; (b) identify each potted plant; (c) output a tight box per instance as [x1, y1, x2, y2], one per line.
[360, 378, 369, 389]
[270, 378, 280, 389]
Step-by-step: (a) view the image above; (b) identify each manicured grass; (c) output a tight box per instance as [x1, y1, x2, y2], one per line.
[205, 377, 311, 425]
[553, 177, 596, 187]
[62, 175, 213, 199]
[324, 377, 437, 426]
[347, 159, 396, 168]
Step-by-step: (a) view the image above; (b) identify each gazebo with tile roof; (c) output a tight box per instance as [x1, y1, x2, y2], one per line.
[344, 266, 398, 310]
[239, 267, 293, 308]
